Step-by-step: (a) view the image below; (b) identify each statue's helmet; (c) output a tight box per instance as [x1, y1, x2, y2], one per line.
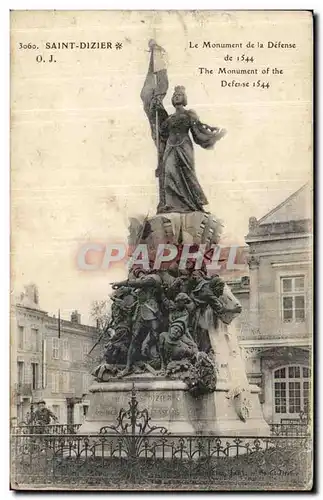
[170, 318, 186, 335]
[132, 266, 148, 279]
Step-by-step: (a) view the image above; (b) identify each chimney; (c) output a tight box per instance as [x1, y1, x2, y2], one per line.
[22, 283, 39, 307]
[71, 310, 81, 324]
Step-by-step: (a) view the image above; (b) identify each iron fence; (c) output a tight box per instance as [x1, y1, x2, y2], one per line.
[11, 422, 310, 437]
[269, 423, 310, 436]
[10, 432, 312, 490]
[11, 424, 82, 435]
[10, 387, 312, 490]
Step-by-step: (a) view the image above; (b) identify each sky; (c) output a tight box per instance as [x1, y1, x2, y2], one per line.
[10, 10, 312, 324]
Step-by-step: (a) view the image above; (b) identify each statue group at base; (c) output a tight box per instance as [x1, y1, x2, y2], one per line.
[82, 41, 270, 436]
[92, 252, 241, 398]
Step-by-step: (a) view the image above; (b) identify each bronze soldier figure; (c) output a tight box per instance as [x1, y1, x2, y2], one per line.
[112, 269, 163, 377]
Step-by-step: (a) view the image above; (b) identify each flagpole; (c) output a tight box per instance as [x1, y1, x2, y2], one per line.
[146, 38, 166, 209]
[151, 42, 162, 209]
[58, 309, 61, 339]
[152, 45, 160, 166]
[155, 85, 159, 161]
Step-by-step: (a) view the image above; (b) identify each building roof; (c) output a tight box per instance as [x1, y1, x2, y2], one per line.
[258, 183, 312, 226]
[46, 314, 97, 336]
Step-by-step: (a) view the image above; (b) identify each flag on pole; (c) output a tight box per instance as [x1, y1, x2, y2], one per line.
[140, 40, 169, 149]
[141, 39, 169, 191]
[140, 40, 168, 107]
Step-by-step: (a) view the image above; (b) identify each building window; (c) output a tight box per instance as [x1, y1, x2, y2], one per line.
[52, 338, 59, 359]
[82, 373, 91, 394]
[78, 404, 89, 424]
[51, 371, 60, 393]
[42, 340, 47, 389]
[62, 339, 69, 361]
[31, 328, 40, 351]
[83, 343, 89, 361]
[31, 363, 39, 390]
[17, 361, 24, 385]
[281, 276, 305, 323]
[16, 404, 23, 423]
[18, 326, 24, 350]
[62, 372, 70, 393]
[274, 365, 310, 416]
[52, 405, 61, 422]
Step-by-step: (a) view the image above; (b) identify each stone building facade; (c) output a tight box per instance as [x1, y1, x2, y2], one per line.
[239, 184, 312, 423]
[11, 285, 99, 425]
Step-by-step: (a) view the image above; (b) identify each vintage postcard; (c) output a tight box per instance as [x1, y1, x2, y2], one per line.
[10, 10, 313, 491]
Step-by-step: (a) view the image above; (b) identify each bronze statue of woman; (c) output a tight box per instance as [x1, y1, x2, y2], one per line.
[141, 41, 226, 214]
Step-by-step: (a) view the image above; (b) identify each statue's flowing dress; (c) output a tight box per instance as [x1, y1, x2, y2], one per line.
[142, 94, 225, 213]
[159, 108, 221, 213]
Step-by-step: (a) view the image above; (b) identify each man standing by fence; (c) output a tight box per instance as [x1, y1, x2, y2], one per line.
[32, 400, 58, 426]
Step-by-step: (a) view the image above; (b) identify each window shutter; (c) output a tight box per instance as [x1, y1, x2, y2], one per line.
[49, 371, 53, 392]
[62, 339, 69, 361]
[62, 372, 70, 392]
[59, 372, 63, 393]
[50, 371, 60, 393]
[23, 328, 28, 351]
[52, 338, 59, 359]
[24, 363, 30, 384]
[42, 340, 47, 388]
[83, 343, 89, 360]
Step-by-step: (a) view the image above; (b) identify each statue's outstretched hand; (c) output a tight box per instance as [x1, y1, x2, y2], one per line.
[111, 280, 127, 290]
[216, 127, 227, 139]
[204, 125, 227, 138]
[198, 124, 227, 140]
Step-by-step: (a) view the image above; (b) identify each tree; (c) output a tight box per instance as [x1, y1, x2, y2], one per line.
[85, 299, 112, 367]
[90, 298, 112, 335]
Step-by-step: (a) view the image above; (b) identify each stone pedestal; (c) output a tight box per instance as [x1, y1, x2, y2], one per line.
[79, 377, 195, 434]
[188, 382, 270, 435]
[80, 375, 270, 436]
